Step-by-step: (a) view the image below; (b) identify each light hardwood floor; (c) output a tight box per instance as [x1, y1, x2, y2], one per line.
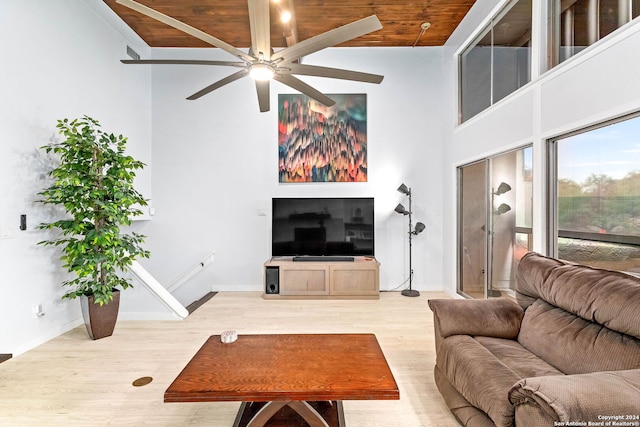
[0, 291, 460, 426]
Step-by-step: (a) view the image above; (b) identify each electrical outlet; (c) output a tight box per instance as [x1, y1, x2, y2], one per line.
[32, 305, 45, 318]
[258, 209, 266, 216]
[0, 228, 13, 239]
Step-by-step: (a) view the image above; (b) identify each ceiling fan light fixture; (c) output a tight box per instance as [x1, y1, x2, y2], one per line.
[249, 63, 275, 81]
[117, 0, 385, 112]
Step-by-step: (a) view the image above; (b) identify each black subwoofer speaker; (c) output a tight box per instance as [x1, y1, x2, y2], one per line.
[265, 266, 280, 294]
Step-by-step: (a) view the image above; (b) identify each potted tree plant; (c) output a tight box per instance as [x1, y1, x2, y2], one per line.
[38, 116, 149, 340]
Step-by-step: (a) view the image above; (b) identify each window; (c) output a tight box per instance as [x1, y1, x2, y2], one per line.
[549, 114, 640, 272]
[551, 0, 640, 66]
[459, 0, 532, 122]
[458, 145, 533, 298]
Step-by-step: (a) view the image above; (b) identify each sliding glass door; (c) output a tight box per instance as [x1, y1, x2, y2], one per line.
[458, 146, 533, 298]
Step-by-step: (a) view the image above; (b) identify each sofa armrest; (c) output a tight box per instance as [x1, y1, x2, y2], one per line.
[509, 370, 640, 424]
[428, 298, 524, 340]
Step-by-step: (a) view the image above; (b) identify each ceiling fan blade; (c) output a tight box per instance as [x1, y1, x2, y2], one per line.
[121, 59, 245, 67]
[186, 69, 249, 100]
[247, 0, 271, 61]
[255, 80, 270, 112]
[272, 15, 382, 64]
[273, 74, 336, 107]
[286, 63, 384, 84]
[116, 0, 254, 63]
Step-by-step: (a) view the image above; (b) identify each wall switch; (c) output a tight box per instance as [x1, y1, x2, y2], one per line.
[258, 209, 266, 216]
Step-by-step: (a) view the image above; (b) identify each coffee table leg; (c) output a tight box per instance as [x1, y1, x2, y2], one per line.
[288, 401, 331, 427]
[336, 400, 345, 426]
[246, 401, 289, 427]
[243, 400, 332, 427]
[233, 402, 248, 427]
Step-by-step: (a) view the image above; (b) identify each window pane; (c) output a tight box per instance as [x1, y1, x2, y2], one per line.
[460, 30, 492, 122]
[458, 161, 487, 298]
[492, 0, 532, 104]
[557, 0, 640, 65]
[555, 115, 640, 272]
[459, 0, 531, 122]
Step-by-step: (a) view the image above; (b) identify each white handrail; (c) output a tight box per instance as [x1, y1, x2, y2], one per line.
[128, 261, 189, 319]
[166, 251, 216, 293]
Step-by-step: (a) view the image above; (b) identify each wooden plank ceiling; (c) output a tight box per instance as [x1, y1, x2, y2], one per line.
[103, 0, 477, 49]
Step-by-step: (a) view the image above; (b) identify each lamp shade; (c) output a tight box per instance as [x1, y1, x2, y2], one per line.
[495, 203, 511, 215]
[495, 182, 511, 196]
[395, 203, 409, 215]
[397, 183, 411, 196]
[414, 222, 426, 234]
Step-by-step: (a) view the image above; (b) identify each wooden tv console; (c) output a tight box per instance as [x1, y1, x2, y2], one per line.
[263, 257, 380, 299]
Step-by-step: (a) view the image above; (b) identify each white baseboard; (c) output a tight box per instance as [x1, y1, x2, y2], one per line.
[13, 318, 84, 357]
[118, 311, 185, 321]
[212, 284, 262, 292]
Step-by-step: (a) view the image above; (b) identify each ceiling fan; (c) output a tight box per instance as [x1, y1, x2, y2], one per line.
[116, 0, 385, 112]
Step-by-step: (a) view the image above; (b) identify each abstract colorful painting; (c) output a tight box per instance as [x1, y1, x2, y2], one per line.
[278, 94, 368, 183]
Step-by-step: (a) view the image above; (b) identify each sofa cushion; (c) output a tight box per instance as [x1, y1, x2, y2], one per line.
[437, 335, 562, 427]
[516, 252, 640, 339]
[515, 253, 565, 310]
[474, 337, 563, 379]
[518, 299, 640, 374]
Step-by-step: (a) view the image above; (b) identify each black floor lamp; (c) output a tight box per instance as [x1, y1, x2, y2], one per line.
[395, 183, 426, 297]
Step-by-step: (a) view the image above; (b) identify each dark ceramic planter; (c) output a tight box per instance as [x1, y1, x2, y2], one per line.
[80, 289, 120, 340]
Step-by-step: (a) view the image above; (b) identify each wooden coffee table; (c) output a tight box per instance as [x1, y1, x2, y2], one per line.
[164, 333, 399, 427]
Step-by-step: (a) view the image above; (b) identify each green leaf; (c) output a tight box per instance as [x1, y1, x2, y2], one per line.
[37, 116, 149, 304]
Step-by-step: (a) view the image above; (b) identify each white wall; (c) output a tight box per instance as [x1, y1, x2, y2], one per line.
[441, 0, 640, 296]
[0, 2, 447, 355]
[0, 0, 152, 355]
[14, 0, 634, 354]
[142, 46, 446, 303]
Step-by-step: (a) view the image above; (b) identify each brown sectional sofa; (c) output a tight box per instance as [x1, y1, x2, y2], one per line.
[428, 252, 640, 427]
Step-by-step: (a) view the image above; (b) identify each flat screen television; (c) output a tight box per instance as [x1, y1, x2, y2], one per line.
[272, 197, 374, 258]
